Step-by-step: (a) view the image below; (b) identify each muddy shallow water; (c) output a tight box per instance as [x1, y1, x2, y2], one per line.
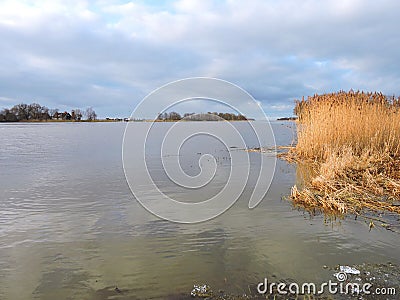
[0, 121, 398, 299]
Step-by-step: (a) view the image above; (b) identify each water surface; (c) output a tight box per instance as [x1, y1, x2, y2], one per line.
[0, 122, 398, 299]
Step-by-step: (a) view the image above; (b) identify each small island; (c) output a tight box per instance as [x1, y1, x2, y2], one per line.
[155, 111, 252, 121]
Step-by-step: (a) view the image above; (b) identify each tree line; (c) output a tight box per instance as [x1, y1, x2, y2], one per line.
[157, 111, 248, 121]
[0, 103, 97, 122]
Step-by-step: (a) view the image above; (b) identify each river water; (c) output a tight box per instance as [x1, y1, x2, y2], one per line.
[0, 121, 398, 299]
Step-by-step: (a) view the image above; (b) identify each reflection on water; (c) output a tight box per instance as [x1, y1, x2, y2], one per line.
[0, 122, 398, 299]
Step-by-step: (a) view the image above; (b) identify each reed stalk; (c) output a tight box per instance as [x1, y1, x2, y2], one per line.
[289, 90, 400, 216]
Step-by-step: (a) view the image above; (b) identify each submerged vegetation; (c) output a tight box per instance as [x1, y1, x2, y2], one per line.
[288, 90, 400, 217]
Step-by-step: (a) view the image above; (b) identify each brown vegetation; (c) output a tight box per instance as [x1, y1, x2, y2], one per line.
[288, 90, 400, 216]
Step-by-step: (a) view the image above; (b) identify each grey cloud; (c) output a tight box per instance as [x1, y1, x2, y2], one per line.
[0, 0, 399, 118]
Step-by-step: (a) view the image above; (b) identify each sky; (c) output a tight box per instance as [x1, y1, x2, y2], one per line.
[0, 0, 399, 119]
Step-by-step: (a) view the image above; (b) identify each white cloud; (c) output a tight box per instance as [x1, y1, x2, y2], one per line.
[0, 0, 399, 117]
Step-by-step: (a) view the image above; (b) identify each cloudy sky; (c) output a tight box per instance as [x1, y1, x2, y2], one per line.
[0, 0, 399, 118]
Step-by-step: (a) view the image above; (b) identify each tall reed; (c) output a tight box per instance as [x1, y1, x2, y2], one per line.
[294, 90, 400, 160]
[289, 91, 400, 216]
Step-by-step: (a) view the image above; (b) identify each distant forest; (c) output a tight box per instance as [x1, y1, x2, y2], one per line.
[157, 111, 250, 121]
[0, 103, 97, 122]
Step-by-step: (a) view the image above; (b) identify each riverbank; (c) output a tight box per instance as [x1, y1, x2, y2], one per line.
[93, 262, 399, 299]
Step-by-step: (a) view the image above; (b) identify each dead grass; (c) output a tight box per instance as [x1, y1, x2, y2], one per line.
[288, 91, 400, 216]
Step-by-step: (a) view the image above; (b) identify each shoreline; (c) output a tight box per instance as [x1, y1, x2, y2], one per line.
[0, 118, 292, 124]
[0, 119, 123, 123]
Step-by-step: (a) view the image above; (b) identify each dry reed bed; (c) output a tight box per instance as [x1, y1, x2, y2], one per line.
[288, 90, 400, 217]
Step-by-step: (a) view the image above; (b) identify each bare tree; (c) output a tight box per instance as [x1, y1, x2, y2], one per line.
[168, 111, 181, 120]
[74, 109, 83, 121]
[10, 103, 29, 120]
[85, 107, 97, 121]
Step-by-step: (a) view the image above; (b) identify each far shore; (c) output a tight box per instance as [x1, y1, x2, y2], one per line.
[0, 119, 126, 123]
[0, 118, 295, 123]
[0, 118, 269, 123]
